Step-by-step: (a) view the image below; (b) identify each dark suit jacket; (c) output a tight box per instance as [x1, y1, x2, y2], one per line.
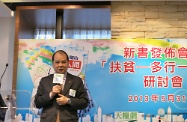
[34, 73, 89, 122]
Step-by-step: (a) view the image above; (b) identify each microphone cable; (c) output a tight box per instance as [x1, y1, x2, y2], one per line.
[0, 63, 8, 88]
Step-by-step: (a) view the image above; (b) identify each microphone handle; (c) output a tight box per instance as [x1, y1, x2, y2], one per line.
[55, 83, 60, 86]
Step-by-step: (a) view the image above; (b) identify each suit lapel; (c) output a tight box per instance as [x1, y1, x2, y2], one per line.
[48, 74, 55, 89]
[62, 73, 73, 95]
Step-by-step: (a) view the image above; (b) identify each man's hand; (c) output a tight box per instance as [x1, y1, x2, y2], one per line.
[56, 94, 69, 105]
[50, 85, 62, 99]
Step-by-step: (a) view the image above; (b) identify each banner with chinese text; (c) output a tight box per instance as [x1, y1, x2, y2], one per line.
[17, 39, 187, 122]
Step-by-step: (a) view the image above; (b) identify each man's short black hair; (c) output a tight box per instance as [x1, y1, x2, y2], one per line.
[52, 50, 69, 61]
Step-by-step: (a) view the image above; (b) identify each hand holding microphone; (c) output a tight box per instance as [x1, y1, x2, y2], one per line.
[52, 84, 62, 93]
[50, 73, 64, 99]
[50, 84, 63, 99]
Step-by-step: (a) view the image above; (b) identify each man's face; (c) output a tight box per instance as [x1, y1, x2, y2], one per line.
[52, 52, 69, 74]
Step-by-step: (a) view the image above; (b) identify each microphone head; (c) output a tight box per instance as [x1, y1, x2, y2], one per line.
[6, 63, 8, 67]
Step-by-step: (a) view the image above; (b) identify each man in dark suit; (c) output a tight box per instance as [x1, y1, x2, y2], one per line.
[34, 50, 89, 122]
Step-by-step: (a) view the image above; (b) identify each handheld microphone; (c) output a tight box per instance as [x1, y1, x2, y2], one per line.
[0, 63, 8, 88]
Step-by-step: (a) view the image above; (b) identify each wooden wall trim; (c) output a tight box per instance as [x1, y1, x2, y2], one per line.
[12, 7, 20, 90]
[5, 2, 111, 11]
[16, 5, 110, 10]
